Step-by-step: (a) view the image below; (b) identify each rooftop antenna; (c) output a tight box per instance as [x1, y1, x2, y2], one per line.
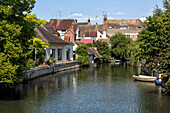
[52, 13, 53, 19]
[59, 11, 62, 18]
[95, 15, 97, 24]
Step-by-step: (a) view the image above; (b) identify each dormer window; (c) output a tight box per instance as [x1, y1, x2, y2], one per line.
[120, 24, 126, 29]
[138, 26, 142, 29]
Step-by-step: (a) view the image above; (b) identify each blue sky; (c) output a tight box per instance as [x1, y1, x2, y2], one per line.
[31, 0, 163, 24]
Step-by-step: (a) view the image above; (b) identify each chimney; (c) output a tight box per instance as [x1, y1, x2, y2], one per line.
[75, 19, 77, 23]
[103, 14, 107, 23]
[88, 18, 90, 25]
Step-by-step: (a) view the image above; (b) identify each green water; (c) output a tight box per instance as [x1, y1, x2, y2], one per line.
[0, 64, 170, 113]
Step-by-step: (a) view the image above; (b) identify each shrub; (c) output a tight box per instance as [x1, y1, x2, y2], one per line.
[47, 57, 56, 66]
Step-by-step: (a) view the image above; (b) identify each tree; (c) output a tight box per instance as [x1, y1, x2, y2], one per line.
[110, 32, 132, 60]
[76, 45, 89, 66]
[93, 40, 111, 63]
[29, 38, 49, 65]
[153, 5, 163, 16]
[0, 0, 46, 87]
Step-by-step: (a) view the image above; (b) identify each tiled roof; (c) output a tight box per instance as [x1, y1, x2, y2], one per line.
[43, 25, 58, 34]
[105, 19, 146, 28]
[65, 28, 76, 35]
[107, 29, 143, 34]
[87, 47, 102, 58]
[85, 31, 97, 37]
[48, 19, 74, 30]
[80, 39, 94, 44]
[35, 25, 71, 44]
[75, 41, 84, 46]
[79, 24, 107, 37]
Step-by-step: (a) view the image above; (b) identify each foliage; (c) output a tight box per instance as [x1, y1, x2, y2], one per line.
[24, 14, 47, 26]
[29, 38, 49, 65]
[153, 5, 163, 16]
[137, 12, 170, 68]
[76, 45, 89, 66]
[136, 0, 170, 94]
[86, 43, 93, 47]
[93, 40, 111, 63]
[126, 41, 140, 64]
[0, 0, 36, 86]
[0, 0, 47, 87]
[26, 59, 35, 69]
[110, 32, 132, 60]
[47, 57, 56, 66]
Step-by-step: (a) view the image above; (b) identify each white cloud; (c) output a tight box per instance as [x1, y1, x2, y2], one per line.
[108, 7, 116, 11]
[140, 17, 147, 22]
[94, 8, 103, 11]
[68, 13, 83, 17]
[112, 12, 125, 15]
[143, 8, 153, 15]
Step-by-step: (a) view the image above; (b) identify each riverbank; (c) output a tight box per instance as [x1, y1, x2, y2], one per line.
[24, 61, 79, 80]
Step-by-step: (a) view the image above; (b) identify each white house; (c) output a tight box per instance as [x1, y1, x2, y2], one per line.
[35, 25, 73, 63]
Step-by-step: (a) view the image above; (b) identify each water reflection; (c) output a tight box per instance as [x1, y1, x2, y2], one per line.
[0, 64, 170, 113]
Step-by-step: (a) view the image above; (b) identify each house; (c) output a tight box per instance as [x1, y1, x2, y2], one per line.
[47, 19, 76, 40]
[87, 47, 102, 63]
[104, 18, 146, 41]
[34, 25, 73, 63]
[78, 16, 146, 41]
[64, 23, 79, 42]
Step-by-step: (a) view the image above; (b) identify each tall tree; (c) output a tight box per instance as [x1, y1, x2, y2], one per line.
[110, 32, 132, 60]
[0, 0, 38, 87]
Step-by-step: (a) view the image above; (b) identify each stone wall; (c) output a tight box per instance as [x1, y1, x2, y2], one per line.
[24, 61, 79, 80]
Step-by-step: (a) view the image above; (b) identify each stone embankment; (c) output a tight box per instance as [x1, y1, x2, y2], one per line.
[24, 61, 79, 80]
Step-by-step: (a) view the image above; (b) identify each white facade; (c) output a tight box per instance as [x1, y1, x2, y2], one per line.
[45, 44, 73, 63]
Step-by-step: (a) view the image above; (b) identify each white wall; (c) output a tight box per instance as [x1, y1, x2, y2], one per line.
[45, 44, 73, 63]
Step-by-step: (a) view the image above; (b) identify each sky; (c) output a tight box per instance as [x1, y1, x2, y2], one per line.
[31, 0, 163, 24]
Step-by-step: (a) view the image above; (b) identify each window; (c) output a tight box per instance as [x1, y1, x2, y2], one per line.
[138, 26, 142, 29]
[58, 49, 62, 60]
[62, 30, 66, 35]
[120, 24, 127, 29]
[126, 35, 130, 38]
[66, 49, 70, 60]
[50, 49, 55, 58]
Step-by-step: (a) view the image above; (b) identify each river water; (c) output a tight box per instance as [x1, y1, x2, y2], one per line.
[0, 64, 170, 113]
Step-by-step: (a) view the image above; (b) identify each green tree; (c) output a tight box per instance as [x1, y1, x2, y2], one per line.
[76, 45, 89, 66]
[29, 38, 49, 65]
[93, 40, 111, 63]
[110, 32, 132, 60]
[0, 0, 46, 87]
[153, 5, 163, 16]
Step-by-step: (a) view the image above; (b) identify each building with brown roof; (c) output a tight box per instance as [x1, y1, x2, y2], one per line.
[79, 17, 146, 41]
[34, 25, 73, 63]
[87, 47, 102, 63]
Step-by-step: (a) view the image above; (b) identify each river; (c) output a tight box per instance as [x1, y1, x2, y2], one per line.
[0, 64, 170, 113]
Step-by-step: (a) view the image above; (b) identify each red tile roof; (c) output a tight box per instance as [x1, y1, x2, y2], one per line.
[65, 28, 76, 35]
[48, 19, 74, 30]
[80, 39, 94, 44]
[43, 25, 59, 34]
[85, 31, 97, 37]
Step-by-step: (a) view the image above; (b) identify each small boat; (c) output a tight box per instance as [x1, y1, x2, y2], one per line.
[155, 79, 162, 85]
[133, 75, 157, 82]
